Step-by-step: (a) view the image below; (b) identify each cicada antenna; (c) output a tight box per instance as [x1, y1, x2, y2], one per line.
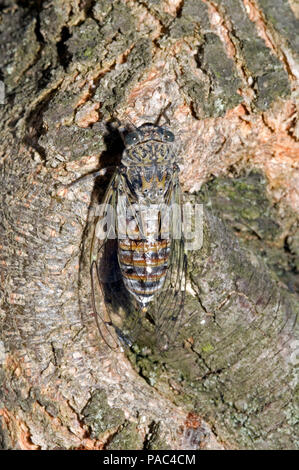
[121, 114, 138, 130]
[154, 102, 172, 126]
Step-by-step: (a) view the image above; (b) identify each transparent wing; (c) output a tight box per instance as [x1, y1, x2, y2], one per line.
[149, 174, 187, 349]
[90, 171, 134, 350]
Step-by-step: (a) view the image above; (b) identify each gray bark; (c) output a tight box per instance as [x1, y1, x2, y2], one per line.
[0, 0, 298, 449]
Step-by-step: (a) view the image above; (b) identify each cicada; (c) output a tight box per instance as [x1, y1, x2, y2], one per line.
[90, 122, 187, 350]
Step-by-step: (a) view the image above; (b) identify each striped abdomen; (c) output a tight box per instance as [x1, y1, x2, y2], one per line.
[118, 238, 171, 306]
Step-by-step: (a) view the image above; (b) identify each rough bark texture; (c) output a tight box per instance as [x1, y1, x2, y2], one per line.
[0, 0, 298, 450]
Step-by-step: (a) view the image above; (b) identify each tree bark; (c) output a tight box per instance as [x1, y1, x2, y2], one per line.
[0, 0, 298, 450]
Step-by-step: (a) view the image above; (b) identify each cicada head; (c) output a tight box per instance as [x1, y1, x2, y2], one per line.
[122, 123, 176, 166]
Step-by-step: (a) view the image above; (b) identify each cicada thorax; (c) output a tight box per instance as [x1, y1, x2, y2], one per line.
[117, 163, 173, 308]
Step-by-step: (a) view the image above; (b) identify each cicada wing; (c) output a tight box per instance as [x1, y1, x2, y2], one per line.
[154, 238, 187, 349]
[90, 172, 131, 349]
[149, 176, 187, 349]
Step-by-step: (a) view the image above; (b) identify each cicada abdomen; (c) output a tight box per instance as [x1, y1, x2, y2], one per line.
[91, 123, 186, 350]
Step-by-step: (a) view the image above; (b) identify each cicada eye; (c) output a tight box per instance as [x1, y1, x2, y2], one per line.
[125, 132, 139, 146]
[165, 130, 174, 142]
